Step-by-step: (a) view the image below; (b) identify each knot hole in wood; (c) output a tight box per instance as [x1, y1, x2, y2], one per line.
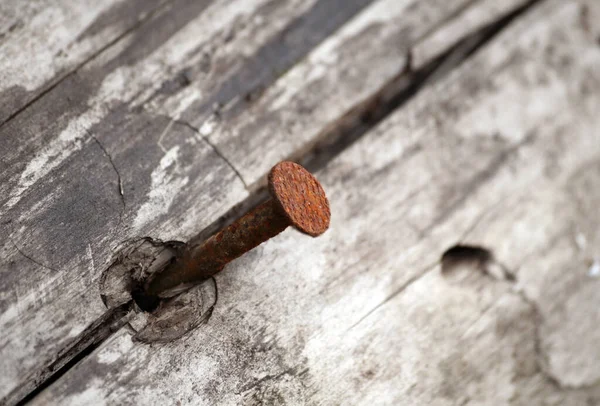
[99, 237, 217, 343]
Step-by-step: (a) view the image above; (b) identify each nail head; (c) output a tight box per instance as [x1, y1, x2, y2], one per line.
[268, 161, 330, 237]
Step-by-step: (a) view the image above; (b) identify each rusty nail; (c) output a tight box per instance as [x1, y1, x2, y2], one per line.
[144, 161, 330, 298]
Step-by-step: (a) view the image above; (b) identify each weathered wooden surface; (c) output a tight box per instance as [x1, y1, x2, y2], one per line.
[178, 0, 531, 188]
[3, 0, 600, 404]
[0, 0, 362, 398]
[0, 0, 536, 402]
[15, 0, 599, 404]
[0, 0, 170, 124]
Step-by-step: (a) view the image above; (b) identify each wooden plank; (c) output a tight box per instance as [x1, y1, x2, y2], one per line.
[0, 0, 367, 399]
[0, 0, 525, 401]
[30, 0, 600, 404]
[0, 0, 169, 124]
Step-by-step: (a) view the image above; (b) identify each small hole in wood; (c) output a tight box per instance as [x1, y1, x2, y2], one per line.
[99, 237, 182, 311]
[131, 283, 160, 312]
[441, 245, 493, 274]
[99, 238, 217, 342]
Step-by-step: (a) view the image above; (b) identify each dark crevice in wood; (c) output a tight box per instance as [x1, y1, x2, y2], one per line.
[298, 0, 544, 174]
[0, 0, 173, 130]
[5, 1, 545, 404]
[146, 0, 548, 287]
[6, 303, 132, 406]
[190, 0, 545, 253]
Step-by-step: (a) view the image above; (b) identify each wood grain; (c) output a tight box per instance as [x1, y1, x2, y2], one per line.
[0, 0, 367, 399]
[190, 0, 530, 189]
[0, 0, 170, 124]
[0, 0, 530, 402]
[29, 0, 600, 404]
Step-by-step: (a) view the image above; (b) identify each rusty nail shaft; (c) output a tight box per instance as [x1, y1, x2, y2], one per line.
[144, 161, 330, 297]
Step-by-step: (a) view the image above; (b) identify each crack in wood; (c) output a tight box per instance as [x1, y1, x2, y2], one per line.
[86, 130, 126, 211]
[186, 0, 547, 258]
[346, 261, 439, 331]
[9, 237, 59, 274]
[174, 119, 250, 190]
[299, 0, 544, 176]
[5, 303, 132, 406]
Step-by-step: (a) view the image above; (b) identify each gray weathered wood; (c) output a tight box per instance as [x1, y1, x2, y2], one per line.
[0, 0, 169, 124]
[188, 0, 530, 189]
[0, 0, 357, 398]
[0, 0, 528, 401]
[30, 0, 600, 404]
